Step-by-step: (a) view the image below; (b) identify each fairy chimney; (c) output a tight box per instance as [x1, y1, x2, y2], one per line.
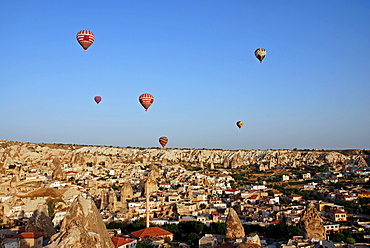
[120, 181, 133, 202]
[52, 157, 65, 180]
[47, 194, 114, 248]
[299, 202, 326, 241]
[226, 207, 245, 239]
[26, 206, 56, 240]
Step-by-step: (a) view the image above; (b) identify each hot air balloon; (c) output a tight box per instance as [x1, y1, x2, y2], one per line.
[159, 136, 168, 148]
[254, 48, 266, 63]
[94, 96, 102, 104]
[76, 30, 95, 51]
[139, 93, 154, 111]
[236, 121, 243, 128]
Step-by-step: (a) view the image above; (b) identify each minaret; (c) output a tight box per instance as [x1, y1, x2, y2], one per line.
[145, 179, 150, 228]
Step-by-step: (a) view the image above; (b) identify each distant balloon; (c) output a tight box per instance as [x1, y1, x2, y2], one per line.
[254, 48, 266, 63]
[159, 136, 168, 148]
[94, 96, 102, 104]
[139, 93, 154, 111]
[76, 30, 95, 51]
[236, 121, 243, 129]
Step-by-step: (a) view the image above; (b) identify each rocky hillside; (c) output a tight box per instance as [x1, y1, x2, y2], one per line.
[0, 139, 368, 173]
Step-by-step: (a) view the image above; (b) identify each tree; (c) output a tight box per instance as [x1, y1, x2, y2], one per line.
[345, 237, 356, 244]
[136, 241, 154, 248]
[329, 232, 346, 242]
[162, 223, 179, 234]
[164, 236, 171, 243]
[179, 221, 205, 235]
[185, 232, 199, 247]
[111, 184, 120, 191]
[207, 222, 226, 234]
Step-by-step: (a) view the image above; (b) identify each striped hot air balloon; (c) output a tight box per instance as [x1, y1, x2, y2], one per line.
[159, 136, 168, 148]
[236, 121, 243, 128]
[254, 48, 266, 63]
[139, 93, 154, 111]
[76, 30, 95, 51]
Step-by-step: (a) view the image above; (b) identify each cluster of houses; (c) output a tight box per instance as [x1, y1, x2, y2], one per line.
[1, 154, 370, 247]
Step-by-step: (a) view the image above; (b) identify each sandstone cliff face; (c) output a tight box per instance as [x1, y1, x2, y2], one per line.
[1, 140, 366, 174]
[299, 202, 326, 241]
[47, 194, 114, 248]
[226, 208, 245, 239]
[25, 206, 56, 240]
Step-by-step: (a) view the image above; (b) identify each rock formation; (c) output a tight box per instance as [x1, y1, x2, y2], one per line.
[145, 171, 158, 195]
[47, 194, 114, 248]
[25, 206, 56, 240]
[120, 181, 133, 202]
[226, 207, 245, 239]
[298, 202, 326, 241]
[156, 203, 178, 220]
[239, 233, 262, 248]
[0, 140, 367, 173]
[106, 189, 117, 212]
[52, 157, 66, 180]
[245, 233, 261, 246]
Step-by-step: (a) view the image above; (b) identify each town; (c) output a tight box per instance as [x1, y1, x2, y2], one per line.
[0, 139, 369, 247]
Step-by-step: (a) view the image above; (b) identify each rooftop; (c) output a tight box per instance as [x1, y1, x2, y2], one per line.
[131, 227, 173, 238]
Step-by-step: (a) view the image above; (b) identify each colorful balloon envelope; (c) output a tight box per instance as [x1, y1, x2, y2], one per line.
[236, 121, 243, 128]
[139, 93, 154, 111]
[76, 30, 95, 51]
[159, 136, 168, 148]
[94, 96, 102, 104]
[254, 48, 266, 63]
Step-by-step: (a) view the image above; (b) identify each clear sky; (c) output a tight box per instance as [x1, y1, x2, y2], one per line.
[1, 1, 369, 150]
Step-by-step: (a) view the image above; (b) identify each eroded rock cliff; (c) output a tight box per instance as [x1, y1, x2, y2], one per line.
[1, 140, 367, 174]
[47, 194, 114, 248]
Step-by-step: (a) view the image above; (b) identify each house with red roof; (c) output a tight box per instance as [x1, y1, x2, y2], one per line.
[131, 227, 173, 245]
[358, 190, 370, 198]
[13, 232, 43, 248]
[328, 209, 347, 222]
[112, 236, 137, 248]
[248, 194, 259, 204]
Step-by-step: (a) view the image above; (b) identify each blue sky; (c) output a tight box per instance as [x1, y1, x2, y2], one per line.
[1, 1, 369, 150]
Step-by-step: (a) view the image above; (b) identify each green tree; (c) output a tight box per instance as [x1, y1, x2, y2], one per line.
[162, 223, 179, 235]
[185, 232, 199, 247]
[345, 237, 356, 244]
[111, 184, 120, 191]
[133, 219, 146, 230]
[164, 236, 171, 243]
[217, 208, 226, 214]
[329, 232, 346, 242]
[136, 241, 154, 248]
[207, 222, 226, 234]
[47, 199, 63, 221]
[179, 221, 205, 235]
